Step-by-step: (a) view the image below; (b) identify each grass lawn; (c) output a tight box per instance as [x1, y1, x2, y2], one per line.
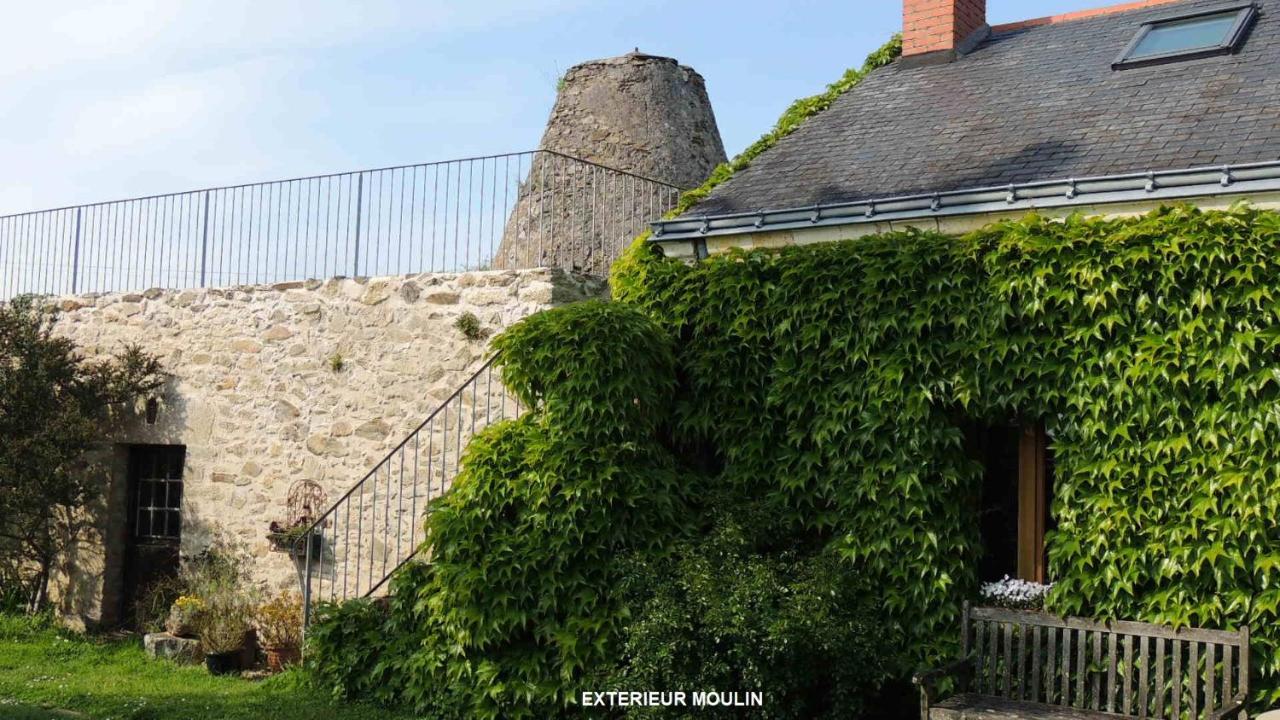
[0, 614, 417, 720]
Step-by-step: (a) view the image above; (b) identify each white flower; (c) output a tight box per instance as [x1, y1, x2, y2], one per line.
[979, 575, 1052, 610]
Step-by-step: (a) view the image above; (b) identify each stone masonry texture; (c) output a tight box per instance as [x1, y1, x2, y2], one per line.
[495, 51, 726, 273]
[49, 269, 606, 623]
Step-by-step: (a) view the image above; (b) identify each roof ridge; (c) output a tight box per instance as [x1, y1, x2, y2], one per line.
[991, 0, 1189, 33]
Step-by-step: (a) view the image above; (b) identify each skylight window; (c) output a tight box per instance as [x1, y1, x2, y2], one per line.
[1113, 3, 1257, 69]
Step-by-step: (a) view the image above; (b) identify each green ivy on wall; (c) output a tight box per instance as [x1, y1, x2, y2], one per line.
[312, 204, 1280, 715]
[617, 204, 1280, 707]
[311, 301, 689, 719]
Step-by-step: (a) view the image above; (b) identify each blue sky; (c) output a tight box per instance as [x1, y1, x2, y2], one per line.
[1, 0, 1108, 216]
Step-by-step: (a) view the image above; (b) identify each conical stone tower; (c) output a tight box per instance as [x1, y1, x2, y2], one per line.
[496, 50, 726, 274]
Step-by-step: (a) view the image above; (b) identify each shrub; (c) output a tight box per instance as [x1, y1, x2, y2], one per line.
[134, 574, 187, 633]
[612, 512, 897, 719]
[257, 592, 303, 649]
[182, 536, 259, 654]
[309, 301, 689, 718]
[0, 297, 165, 611]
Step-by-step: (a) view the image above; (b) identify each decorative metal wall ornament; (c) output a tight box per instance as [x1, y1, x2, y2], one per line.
[286, 479, 326, 528]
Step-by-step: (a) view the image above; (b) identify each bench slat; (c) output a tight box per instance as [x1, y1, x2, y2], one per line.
[1222, 644, 1232, 709]
[1092, 630, 1103, 711]
[976, 617, 987, 693]
[1155, 636, 1166, 720]
[1077, 629, 1087, 709]
[1029, 622, 1039, 702]
[1063, 625, 1074, 706]
[1123, 635, 1133, 716]
[1190, 641, 1199, 720]
[1205, 643, 1216, 719]
[1172, 640, 1182, 720]
[1047, 624, 1059, 705]
[993, 620, 1003, 691]
[1005, 623, 1015, 698]
[1020, 623, 1030, 701]
[1139, 635, 1150, 720]
[1108, 632, 1119, 713]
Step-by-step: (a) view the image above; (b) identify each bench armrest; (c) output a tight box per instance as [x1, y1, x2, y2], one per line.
[1208, 697, 1247, 720]
[913, 656, 973, 720]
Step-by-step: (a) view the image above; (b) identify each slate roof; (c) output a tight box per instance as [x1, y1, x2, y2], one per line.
[687, 0, 1280, 217]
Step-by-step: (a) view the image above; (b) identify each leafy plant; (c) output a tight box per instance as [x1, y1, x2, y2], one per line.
[0, 296, 166, 612]
[611, 512, 896, 719]
[614, 203, 1280, 706]
[256, 592, 303, 650]
[327, 352, 345, 372]
[453, 311, 483, 341]
[184, 536, 259, 654]
[310, 301, 688, 718]
[311, 204, 1280, 714]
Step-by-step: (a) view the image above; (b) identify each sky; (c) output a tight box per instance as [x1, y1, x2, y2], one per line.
[0, 0, 1111, 216]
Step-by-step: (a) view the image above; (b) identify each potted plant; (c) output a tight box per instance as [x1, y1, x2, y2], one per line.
[164, 595, 205, 638]
[256, 591, 303, 672]
[266, 520, 322, 557]
[193, 586, 254, 675]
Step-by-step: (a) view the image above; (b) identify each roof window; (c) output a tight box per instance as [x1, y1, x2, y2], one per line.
[1113, 3, 1257, 69]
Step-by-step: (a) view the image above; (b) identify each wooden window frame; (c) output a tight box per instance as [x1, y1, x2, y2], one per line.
[1016, 423, 1049, 583]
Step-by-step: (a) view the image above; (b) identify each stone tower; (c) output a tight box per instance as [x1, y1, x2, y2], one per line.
[496, 50, 726, 274]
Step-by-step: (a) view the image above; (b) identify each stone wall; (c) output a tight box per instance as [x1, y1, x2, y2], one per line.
[495, 51, 726, 273]
[49, 268, 605, 624]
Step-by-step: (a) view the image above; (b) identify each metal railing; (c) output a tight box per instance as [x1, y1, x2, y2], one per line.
[298, 355, 519, 624]
[0, 150, 683, 299]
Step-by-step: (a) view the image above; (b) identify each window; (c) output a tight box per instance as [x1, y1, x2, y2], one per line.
[1113, 3, 1257, 69]
[976, 423, 1054, 583]
[129, 445, 185, 542]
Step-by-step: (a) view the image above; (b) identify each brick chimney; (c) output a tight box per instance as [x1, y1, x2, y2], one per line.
[902, 0, 988, 65]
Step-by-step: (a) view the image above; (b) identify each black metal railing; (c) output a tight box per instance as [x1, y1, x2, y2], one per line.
[298, 356, 520, 624]
[0, 150, 682, 299]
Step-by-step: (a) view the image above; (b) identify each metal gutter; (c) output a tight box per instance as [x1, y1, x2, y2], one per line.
[649, 160, 1280, 242]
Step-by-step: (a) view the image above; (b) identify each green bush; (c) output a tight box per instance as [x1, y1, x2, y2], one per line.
[611, 509, 895, 719]
[310, 301, 690, 718]
[0, 296, 165, 611]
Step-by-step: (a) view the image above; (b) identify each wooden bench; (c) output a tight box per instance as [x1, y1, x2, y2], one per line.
[914, 604, 1249, 720]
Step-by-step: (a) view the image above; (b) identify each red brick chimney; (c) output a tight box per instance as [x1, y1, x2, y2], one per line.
[902, 0, 988, 64]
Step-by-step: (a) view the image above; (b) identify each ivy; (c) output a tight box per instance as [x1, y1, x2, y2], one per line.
[312, 204, 1280, 714]
[310, 301, 689, 718]
[620, 204, 1280, 706]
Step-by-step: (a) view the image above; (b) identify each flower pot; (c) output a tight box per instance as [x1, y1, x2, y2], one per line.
[267, 530, 322, 557]
[204, 651, 240, 676]
[264, 645, 301, 672]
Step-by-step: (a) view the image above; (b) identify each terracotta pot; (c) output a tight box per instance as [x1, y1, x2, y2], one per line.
[264, 645, 301, 672]
[204, 651, 239, 676]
